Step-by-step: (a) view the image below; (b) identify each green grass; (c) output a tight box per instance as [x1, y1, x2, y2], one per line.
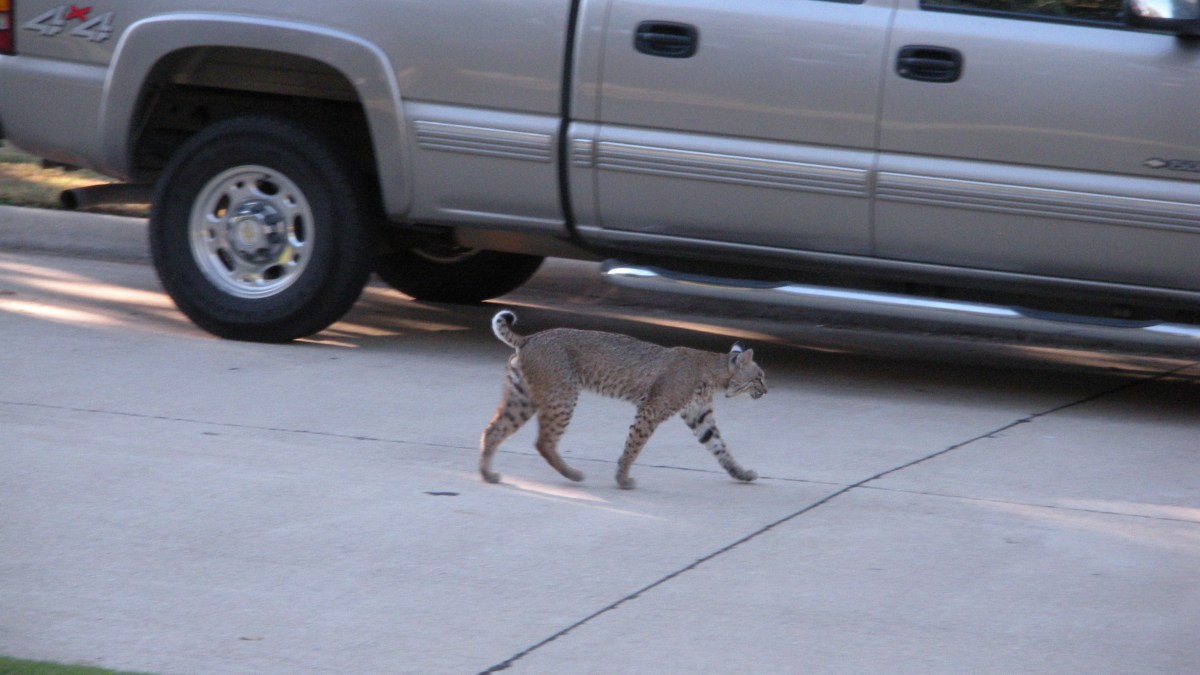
[0, 141, 147, 216]
[0, 656, 153, 675]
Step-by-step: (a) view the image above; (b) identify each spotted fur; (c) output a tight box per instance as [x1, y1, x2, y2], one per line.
[479, 311, 767, 489]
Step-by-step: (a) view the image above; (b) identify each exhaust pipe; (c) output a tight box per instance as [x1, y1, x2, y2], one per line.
[60, 183, 152, 211]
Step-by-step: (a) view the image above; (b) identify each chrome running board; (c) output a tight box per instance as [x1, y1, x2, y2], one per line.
[601, 261, 1200, 342]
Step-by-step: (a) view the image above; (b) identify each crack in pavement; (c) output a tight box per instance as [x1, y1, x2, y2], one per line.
[0, 400, 470, 451]
[477, 361, 1198, 673]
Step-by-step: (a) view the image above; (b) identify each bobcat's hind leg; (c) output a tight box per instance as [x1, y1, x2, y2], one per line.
[681, 403, 757, 483]
[479, 358, 537, 484]
[534, 392, 585, 482]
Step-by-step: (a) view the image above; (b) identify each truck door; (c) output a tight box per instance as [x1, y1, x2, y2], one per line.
[573, 0, 895, 256]
[876, 0, 1200, 291]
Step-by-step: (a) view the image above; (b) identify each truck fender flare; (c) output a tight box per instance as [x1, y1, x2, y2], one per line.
[99, 12, 412, 217]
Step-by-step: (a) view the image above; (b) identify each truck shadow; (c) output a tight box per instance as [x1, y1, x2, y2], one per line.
[325, 261, 1200, 427]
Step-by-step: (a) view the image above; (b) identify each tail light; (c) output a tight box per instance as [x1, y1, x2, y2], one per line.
[0, 0, 13, 55]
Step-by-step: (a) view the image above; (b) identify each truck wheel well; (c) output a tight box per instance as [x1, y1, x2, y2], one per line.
[130, 47, 376, 187]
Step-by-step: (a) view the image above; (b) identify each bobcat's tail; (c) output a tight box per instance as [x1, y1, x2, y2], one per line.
[491, 310, 526, 349]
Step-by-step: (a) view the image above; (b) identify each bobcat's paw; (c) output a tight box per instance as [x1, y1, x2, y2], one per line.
[616, 474, 637, 490]
[736, 469, 758, 483]
[481, 469, 502, 484]
[564, 468, 585, 482]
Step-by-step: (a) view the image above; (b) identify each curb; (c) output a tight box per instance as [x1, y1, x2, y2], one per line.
[0, 205, 149, 262]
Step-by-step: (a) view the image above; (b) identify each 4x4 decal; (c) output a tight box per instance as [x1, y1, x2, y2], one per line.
[23, 5, 114, 42]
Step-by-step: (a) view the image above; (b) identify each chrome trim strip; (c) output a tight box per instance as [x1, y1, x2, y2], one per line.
[570, 138, 595, 167]
[878, 172, 1200, 233]
[413, 121, 553, 162]
[596, 142, 869, 196]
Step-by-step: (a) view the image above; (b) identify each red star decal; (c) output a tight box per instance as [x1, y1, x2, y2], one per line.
[65, 5, 92, 21]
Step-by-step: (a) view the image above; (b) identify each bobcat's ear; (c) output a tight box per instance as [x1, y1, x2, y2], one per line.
[729, 342, 752, 368]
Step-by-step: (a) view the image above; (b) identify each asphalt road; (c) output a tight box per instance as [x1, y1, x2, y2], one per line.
[1, 207, 1198, 674]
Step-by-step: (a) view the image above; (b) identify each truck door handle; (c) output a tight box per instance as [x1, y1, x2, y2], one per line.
[896, 46, 963, 83]
[634, 21, 699, 58]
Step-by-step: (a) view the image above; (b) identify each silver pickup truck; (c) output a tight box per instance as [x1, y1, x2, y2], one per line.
[1, 0, 1197, 342]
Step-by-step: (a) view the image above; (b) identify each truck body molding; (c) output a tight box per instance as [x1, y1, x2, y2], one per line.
[412, 121, 555, 164]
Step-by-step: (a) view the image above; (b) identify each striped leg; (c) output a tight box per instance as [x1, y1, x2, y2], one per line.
[681, 402, 757, 482]
[479, 358, 538, 483]
[615, 405, 672, 489]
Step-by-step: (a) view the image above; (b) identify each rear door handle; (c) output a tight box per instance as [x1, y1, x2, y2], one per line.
[897, 45, 963, 83]
[634, 21, 699, 58]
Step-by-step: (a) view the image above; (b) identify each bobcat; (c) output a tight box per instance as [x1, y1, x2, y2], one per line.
[479, 310, 767, 489]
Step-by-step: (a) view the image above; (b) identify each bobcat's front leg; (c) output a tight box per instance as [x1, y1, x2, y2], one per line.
[615, 406, 671, 489]
[681, 403, 757, 483]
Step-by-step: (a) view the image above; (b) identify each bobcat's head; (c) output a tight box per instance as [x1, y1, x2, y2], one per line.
[726, 342, 767, 399]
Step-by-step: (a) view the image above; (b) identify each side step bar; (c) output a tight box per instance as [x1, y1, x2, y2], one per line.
[600, 261, 1200, 342]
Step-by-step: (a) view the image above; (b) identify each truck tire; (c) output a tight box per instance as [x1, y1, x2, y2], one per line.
[149, 116, 373, 342]
[374, 239, 543, 304]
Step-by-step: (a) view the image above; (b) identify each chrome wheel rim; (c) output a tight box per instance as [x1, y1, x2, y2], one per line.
[189, 166, 314, 299]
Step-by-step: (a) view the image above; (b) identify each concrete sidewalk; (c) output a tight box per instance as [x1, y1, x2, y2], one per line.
[1, 246, 1198, 674]
[0, 204, 149, 262]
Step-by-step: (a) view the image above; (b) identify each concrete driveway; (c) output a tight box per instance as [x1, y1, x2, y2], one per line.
[1, 206, 1198, 674]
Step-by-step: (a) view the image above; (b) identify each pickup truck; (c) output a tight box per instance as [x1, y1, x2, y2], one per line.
[1, 0, 1197, 342]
